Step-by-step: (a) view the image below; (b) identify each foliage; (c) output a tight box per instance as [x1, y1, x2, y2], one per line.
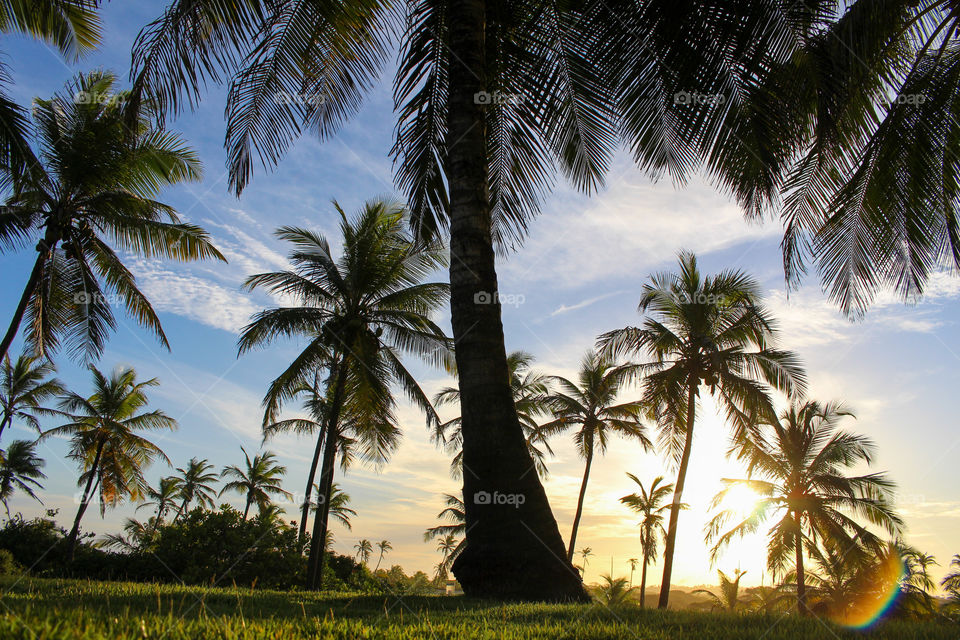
[0, 439, 46, 515]
[693, 570, 751, 612]
[0, 353, 63, 441]
[219, 448, 290, 519]
[593, 575, 638, 606]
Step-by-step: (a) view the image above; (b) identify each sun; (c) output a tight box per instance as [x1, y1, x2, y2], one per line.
[722, 484, 761, 518]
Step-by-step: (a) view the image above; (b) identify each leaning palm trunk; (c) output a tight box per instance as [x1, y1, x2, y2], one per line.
[640, 556, 648, 608]
[567, 442, 594, 561]
[795, 511, 807, 615]
[658, 382, 697, 608]
[0, 230, 54, 362]
[444, 0, 585, 601]
[306, 362, 346, 589]
[299, 423, 326, 543]
[66, 440, 104, 561]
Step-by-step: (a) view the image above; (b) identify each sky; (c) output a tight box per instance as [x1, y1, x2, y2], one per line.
[1, 4, 959, 591]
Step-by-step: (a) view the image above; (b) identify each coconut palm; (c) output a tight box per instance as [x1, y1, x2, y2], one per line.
[424, 493, 467, 566]
[312, 483, 356, 534]
[897, 543, 939, 618]
[579, 547, 593, 578]
[620, 474, 675, 608]
[238, 199, 448, 589]
[942, 554, 960, 609]
[627, 558, 638, 588]
[0, 71, 223, 364]
[375, 539, 392, 572]
[693, 569, 750, 612]
[172, 457, 218, 520]
[137, 476, 181, 530]
[433, 351, 554, 478]
[219, 449, 291, 520]
[41, 365, 176, 559]
[437, 534, 460, 574]
[538, 350, 651, 561]
[0, 353, 64, 443]
[0, 440, 46, 517]
[0, 0, 101, 185]
[98, 517, 153, 552]
[706, 400, 902, 615]
[131, 0, 810, 600]
[354, 538, 373, 565]
[595, 575, 638, 606]
[600, 252, 806, 607]
[723, 2, 960, 317]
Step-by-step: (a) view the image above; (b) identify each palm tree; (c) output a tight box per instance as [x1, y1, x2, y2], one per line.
[137, 476, 181, 530]
[748, 585, 791, 615]
[627, 558, 638, 589]
[375, 539, 392, 572]
[595, 575, 638, 606]
[0, 440, 46, 517]
[219, 449, 291, 520]
[693, 569, 750, 612]
[433, 351, 555, 478]
[424, 493, 467, 566]
[172, 457, 218, 520]
[706, 400, 902, 615]
[723, 3, 960, 317]
[620, 474, 675, 608]
[354, 539, 373, 566]
[0, 353, 64, 443]
[579, 547, 593, 578]
[0, 71, 224, 363]
[41, 365, 176, 559]
[437, 534, 460, 575]
[600, 252, 806, 608]
[313, 483, 356, 534]
[942, 554, 960, 608]
[98, 517, 153, 552]
[238, 200, 448, 589]
[131, 0, 806, 601]
[539, 350, 651, 561]
[0, 1, 101, 186]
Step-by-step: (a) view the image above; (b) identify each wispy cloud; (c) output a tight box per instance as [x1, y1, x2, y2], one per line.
[550, 290, 628, 317]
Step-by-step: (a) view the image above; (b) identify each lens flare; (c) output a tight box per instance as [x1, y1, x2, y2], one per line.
[830, 551, 904, 629]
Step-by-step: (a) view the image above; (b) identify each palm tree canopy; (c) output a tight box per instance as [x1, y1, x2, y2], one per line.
[0, 439, 46, 507]
[540, 350, 652, 458]
[600, 251, 807, 463]
[219, 448, 291, 512]
[693, 569, 749, 612]
[238, 199, 450, 465]
[137, 476, 182, 518]
[620, 474, 675, 564]
[707, 399, 903, 577]
[434, 350, 554, 477]
[0, 71, 224, 362]
[174, 457, 219, 511]
[43, 365, 176, 511]
[1, 353, 64, 435]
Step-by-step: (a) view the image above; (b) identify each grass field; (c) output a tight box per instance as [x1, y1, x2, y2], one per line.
[0, 577, 955, 639]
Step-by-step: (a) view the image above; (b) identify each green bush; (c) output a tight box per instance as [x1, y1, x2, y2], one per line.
[0, 548, 21, 575]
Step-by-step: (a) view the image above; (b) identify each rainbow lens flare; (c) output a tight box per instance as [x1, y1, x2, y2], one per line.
[829, 551, 904, 629]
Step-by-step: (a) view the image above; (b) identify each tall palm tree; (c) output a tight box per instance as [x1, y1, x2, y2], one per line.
[0, 71, 224, 363]
[620, 474, 675, 608]
[375, 539, 392, 572]
[0, 353, 63, 443]
[354, 539, 373, 566]
[42, 365, 176, 559]
[627, 558, 638, 589]
[130, 0, 807, 601]
[433, 351, 554, 478]
[424, 493, 467, 566]
[722, 3, 960, 317]
[238, 199, 448, 589]
[437, 534, 460, 575]
[137, 476, 182, 530]
[0, 440, 46, 517]
[172, 457, 218, 520]
[538, 350, 651, 560]
[706, 400, 902, 615]
[579, 547, 593, 579]
[600, 252, 806, 608]
[219, 448, 291, 520]
[0, 0, 101, 184]
[693, 569, 750, 612]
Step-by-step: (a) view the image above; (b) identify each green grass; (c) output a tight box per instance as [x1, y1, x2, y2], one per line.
[0, 577, 954, 639]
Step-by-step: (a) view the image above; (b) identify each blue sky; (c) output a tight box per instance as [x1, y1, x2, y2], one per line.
[2, 3, 959, 589]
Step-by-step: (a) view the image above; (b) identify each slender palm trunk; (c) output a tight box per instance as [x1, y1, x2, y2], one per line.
[174, 497, 189, 522]
[299, 423, 326, 543]
[306, 361, 347, 589]
[0, 230, 55, 363]
[0, 413, 11, 443]
[66, 440, 105, 561]
[640, 557, 648, 608]
[242, 493, 252, 520]
[566, 441, 594, 561]
[795, 510, 807, 615]
[444, 0, 586, 602]
[375, 551, 384, 572]
[658, 381, 697, 609]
